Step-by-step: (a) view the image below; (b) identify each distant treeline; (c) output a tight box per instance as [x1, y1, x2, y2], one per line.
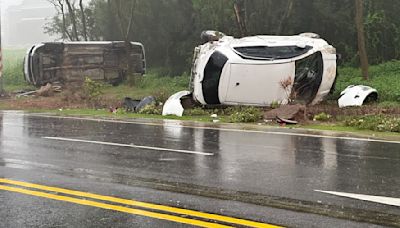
[46, 0, 400, 75]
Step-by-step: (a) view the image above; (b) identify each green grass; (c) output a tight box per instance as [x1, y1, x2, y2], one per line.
[29, 108, 216, 122]
[301, 123, 400, 139]
[3, 49, 29, 91]
[102, 71, 190, 101]
[22, 108, 400, 140]
[333, 60, 400, 102]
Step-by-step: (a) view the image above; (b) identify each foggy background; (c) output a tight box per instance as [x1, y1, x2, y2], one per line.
[1, 0, 58, 48]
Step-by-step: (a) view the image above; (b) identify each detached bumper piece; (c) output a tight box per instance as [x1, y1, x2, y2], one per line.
[338, 85, 378, 108]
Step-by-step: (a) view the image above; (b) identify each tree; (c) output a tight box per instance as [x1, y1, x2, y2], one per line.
[276, 0, 294, 35]
[45, 0, 400, 76]
[112, 0, 137, 85]
[355, 0, 369, 80]
[47, 0, 73, 40]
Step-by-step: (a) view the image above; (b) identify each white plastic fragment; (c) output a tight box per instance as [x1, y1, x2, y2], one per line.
[338, 85, 378, 108]
[162, 91, 191, 117]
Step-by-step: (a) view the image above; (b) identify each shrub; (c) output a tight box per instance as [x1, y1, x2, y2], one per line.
[229, 106, 262, 123]
[313, 112, 332, 122]
[152, 89, 171, 103]
[83, 78, 105, 107]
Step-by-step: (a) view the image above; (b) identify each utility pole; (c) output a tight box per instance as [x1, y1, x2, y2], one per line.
[0, 1, 4, 95]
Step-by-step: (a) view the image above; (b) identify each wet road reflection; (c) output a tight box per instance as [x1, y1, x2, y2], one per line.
[0, 112, 399, 216]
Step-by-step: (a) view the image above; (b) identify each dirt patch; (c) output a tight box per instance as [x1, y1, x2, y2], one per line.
[264, 104, 306, 122]
[0, 93, 120, 110]
[307, 104, 400, 119]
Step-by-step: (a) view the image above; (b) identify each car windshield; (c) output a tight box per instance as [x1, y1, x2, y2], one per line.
[234, 45, 312, 60]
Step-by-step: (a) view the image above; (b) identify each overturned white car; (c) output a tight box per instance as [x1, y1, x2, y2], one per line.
[190, 31, 337, 106]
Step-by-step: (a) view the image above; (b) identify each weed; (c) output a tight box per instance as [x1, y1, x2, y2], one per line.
[270, 101, 280, 109]
[229, 106, 263, 123]
[83, 78, 105, 107]
[313, 112, 332, 122]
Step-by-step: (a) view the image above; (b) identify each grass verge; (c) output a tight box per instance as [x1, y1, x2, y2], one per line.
[300, 123, 400, 139]
[333, 60, 400, 102]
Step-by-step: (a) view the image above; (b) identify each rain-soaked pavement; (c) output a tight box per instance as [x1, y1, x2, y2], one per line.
[0, 111, 399, 227]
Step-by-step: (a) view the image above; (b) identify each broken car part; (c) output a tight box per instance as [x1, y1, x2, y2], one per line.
[24, 41, 146, 86]
[162, 91, 191, 117]
[190, 31, 337, 107]
[135, 96, 156, 112]
[123, 96, 155, 112]
[338, 85, 378, 108]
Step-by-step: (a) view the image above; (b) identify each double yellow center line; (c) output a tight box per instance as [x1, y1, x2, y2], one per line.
[0, 178, 282, 228]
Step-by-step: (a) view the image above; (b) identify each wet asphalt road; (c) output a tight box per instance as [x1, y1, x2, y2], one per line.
[0, 111, 399, 227]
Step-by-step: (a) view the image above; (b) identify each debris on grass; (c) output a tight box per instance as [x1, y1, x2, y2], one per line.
[123, 96, 156, 113]
[264, 104, 306, 123]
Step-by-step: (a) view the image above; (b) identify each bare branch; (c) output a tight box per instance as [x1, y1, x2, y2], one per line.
[65, 0, 79, 41]
[79, 0, 88, 41]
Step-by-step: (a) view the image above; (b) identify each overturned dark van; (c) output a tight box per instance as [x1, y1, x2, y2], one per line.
[24, 41, 146, 86]
[190, 32, 337, 106]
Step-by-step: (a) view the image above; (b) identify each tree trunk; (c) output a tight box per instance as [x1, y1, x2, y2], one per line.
[233, 0, 247, 37]
[79, 0, 88, 41]
[65, 0, 79, 41]
[355, 0, 369, 80]
[276, 0, 294, 35]
[51, 0, 73, 41]
[114, 0, 126, 39]
[125, 0, 136, 86]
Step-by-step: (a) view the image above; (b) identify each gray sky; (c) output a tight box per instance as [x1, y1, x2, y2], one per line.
[1, 0, 55, 47]
[1, 0, 92, 47]
[1, 0, 23, 13]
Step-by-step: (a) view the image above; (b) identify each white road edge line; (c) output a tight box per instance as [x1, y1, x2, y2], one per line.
[43, 137, 214, 156]
[315, 190, 400, 207]
[12, 113, 400, 145]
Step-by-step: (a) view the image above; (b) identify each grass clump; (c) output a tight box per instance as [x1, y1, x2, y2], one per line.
[344, 115, 400, 132]
[184, 107, 209, 116]
[229, 106, 263, 123]
[138, 104, 162, 115]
